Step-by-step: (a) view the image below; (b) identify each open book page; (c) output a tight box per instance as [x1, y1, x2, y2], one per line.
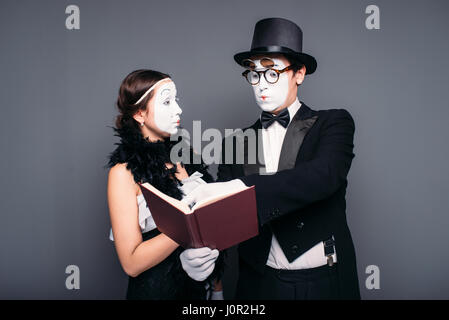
[140, 182, 193, 214]
[141, 181, 250, 213]
[191, 184, 250, 211]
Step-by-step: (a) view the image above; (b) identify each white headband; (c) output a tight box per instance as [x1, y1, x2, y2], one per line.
[133, 78, 171, 105]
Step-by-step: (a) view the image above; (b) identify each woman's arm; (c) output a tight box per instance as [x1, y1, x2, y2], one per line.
[107, 163, 179, 277]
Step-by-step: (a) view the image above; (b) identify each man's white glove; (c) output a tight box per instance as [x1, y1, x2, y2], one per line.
[180, 247, 219, 281]
[181, 179, 247, 208]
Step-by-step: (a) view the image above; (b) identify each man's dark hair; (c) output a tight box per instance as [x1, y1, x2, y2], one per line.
[285, 56, 305, 74]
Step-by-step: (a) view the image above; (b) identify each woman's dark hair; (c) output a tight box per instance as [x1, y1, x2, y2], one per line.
[115, 69, 171, 134]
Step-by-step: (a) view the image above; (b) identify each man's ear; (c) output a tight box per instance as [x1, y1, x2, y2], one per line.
[295, 65, 306, 85]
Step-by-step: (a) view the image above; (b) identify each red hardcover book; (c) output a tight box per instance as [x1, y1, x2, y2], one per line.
[139, 183, 259, 251]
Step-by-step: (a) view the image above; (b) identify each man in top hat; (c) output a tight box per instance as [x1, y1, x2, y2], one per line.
[180, 17, 360, 300]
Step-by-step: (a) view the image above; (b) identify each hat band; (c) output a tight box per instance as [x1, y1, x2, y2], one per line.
[251, 45, 298, 54]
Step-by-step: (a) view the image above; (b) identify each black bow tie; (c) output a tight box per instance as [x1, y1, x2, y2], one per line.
[261, 109, 290, 129]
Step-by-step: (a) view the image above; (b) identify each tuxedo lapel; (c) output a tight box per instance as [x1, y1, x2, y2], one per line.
[278, 102, 318, 171]
[242, 102, 318, 176]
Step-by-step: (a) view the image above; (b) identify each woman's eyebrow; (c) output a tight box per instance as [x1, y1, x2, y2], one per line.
[160, 88, 171, 97]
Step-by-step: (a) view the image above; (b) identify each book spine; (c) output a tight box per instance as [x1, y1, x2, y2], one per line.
[185, 214, 202, 248]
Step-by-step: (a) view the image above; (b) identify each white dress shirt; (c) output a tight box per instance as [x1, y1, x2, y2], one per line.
[262, 98, 337, 269]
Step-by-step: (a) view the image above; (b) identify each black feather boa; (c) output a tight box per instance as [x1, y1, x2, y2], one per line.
[107, 125, 214, 198]
[106, 125, 225, 288]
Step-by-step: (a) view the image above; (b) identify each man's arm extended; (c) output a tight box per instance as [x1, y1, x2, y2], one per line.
[239, 109, 355, 226]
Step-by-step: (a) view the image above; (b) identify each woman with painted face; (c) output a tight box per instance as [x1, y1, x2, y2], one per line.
[106, 69, 223, 300]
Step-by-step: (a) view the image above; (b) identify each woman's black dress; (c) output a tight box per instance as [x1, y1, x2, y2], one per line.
[107, 126, 225, 300]
[126, 229, 208, 300]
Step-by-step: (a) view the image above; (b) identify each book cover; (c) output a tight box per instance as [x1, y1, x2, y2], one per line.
[139, 183, 259, 250]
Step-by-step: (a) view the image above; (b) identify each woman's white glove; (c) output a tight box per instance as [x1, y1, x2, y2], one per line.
[179, 247, 219, 281]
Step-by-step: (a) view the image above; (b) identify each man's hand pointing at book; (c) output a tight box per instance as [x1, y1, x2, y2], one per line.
[181, 179, 247, 209]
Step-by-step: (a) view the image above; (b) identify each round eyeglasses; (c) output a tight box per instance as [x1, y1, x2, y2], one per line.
[242, 65, 296, 85]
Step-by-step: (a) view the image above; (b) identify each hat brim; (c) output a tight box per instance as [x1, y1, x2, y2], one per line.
[234, 49, 317, 75]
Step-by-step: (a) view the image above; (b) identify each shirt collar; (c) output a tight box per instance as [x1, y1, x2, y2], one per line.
[287, 97, 301, 125]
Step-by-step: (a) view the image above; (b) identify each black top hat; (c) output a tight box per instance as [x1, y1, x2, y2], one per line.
[234, 17, 317, 75]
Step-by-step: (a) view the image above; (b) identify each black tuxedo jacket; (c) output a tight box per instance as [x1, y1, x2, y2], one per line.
[217, 101, 361, 299]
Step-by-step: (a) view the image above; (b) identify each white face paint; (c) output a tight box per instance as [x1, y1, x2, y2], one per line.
[153, 81, 182, 135]
[250, 58, 290, 112]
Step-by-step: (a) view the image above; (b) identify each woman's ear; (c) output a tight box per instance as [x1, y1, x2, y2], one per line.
[133, 110, 146, 125]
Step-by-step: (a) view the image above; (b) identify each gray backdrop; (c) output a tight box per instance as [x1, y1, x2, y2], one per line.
[1, 0, 448, 299]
